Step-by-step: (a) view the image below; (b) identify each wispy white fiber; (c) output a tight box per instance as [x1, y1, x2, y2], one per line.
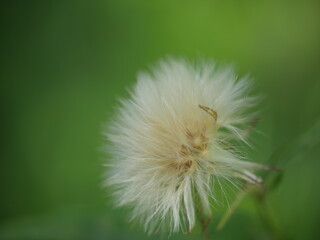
[104, 58, 262, 234]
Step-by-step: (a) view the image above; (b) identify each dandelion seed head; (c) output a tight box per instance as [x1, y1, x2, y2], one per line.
[104, 57, 261, 234]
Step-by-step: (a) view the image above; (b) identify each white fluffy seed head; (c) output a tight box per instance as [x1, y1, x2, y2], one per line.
[104, 58, 261, 234]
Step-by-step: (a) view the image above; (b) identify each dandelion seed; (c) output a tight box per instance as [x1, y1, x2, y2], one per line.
[104, 57, 265, 234]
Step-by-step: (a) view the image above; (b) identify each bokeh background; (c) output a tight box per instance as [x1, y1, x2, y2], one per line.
[1, 0, 320, 239]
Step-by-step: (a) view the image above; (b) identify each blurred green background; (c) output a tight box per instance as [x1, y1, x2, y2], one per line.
[1, 0, 320, 239]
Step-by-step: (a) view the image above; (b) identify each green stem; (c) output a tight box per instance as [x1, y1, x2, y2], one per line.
[216, 185, 253, 231]
[254, 190, 284, 240]
[194, 196, 211, 240]
[200, 215, 211, 240]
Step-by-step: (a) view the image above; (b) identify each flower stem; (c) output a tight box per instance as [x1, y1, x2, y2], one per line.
[194, 197, 212, 240]
[254, 189, 284, 240]
[216, 188, 249, 231]
[200, 215, 211, 240]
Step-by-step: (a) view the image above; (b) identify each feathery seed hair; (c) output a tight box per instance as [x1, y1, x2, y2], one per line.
[104, 58, 263, 234]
